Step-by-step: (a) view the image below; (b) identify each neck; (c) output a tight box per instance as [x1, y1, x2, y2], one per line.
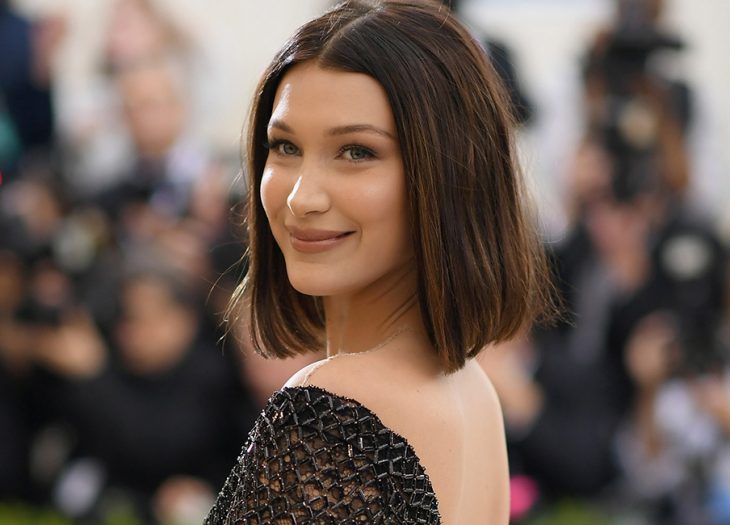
[322, 261, 425, 358]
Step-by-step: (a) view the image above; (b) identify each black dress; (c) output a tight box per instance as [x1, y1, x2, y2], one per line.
[204, 385, 442, 524]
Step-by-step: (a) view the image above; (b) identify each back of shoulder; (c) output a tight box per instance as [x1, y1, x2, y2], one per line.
[283, 354, 508, 523]
[284, 351, 470, 451]
[286, 352, 502, 428]
[284, 352, 400, 415]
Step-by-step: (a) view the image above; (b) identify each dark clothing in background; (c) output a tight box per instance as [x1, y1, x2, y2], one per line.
[0, 367, 32, 500]
[53, 339, 256, 512]
[509, 227, 638, 498]
[0, 6, 54, 159]
[511, 209, 728, 500]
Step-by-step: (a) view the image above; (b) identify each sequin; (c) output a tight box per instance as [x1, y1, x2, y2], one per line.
[204, 385, 441, 524]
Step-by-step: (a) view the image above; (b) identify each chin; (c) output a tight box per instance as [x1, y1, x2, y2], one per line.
[285, 267, 361, 298]
[288, 276, 341, 297]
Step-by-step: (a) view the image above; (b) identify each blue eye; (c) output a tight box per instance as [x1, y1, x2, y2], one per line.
[342, 145, 375, 161]
[280, 142, 298, 155]
[267, 139, 299, 156]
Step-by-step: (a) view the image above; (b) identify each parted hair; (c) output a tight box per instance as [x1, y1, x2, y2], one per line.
[230, 0, 556, 373]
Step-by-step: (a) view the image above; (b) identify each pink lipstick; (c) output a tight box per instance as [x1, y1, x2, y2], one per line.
[287, 226, 354, 254]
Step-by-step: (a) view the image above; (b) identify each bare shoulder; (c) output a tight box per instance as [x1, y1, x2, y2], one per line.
[470, 358, 507, 427]
[284, 350, 503, 432]
[468, 360, 510, 524]
[284, 350, 424, 420]
[284, 353, 509, 524]
[283, 358, 330, 389]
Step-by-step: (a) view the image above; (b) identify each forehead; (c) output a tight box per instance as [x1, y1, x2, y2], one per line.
[269, 62, 396, 132]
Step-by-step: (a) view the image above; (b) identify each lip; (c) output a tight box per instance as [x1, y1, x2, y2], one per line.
[286, 226, 355, 254]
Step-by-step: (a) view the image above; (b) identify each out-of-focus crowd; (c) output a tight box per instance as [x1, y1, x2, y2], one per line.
[475, 0, 730, 524]
[1, 0, 729, 524]
[0, 1, 319, 524]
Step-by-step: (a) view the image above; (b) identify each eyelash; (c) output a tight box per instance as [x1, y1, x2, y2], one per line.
[264, 139, 376, 162]
[265, 139, 299, 156]
[339, 145, 376, 162]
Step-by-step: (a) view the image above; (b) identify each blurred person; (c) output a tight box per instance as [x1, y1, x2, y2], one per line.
[205, 1, 556, 524]
[0, 168, 114, 502]
[618, 290, 730, 525]
[117, 58, 186, 160]
[577, 0, 694, 224]
[0, 254, 86, 505]
[483, 177, 726, 516]
[532, 0, 711, 238]
[438, 0, 534, 126]
[57, 0, 210, 198]
[0, 251, 28, 372]
[29, 260, 252, 524]
[0, 357, 32, 501]
[95, 54, 212, 219]
[0, 251, 33, 501]
[0, 168, 65, 261]
[0, 0, 64, 179]
[480, 126, 663, 509]
[95, 142, 307, 416]
[0, 164, 116, 325]
[583, 0, 690, 130]
[479, 195, 647, 508]
[479, 1, 727, 514]
[104, 0, 186, 71]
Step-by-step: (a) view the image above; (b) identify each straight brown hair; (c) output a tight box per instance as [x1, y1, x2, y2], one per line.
[230, 0, 556, 373]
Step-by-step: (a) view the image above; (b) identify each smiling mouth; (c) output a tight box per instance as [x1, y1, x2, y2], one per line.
[292, 231, 353, 241]
[288, 230, 354, 253]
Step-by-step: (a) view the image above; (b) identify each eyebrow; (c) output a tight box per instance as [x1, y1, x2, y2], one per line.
[268, 119, 396, 140]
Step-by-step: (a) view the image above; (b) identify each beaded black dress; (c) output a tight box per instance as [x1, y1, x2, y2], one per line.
[204, 385, 441, 524]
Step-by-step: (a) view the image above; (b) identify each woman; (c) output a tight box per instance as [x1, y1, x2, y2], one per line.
[206, 1, 554, 523]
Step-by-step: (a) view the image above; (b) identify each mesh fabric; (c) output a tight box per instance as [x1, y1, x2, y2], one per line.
[204, 385, 441, 524]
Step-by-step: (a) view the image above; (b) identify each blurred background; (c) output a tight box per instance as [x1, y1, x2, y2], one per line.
[0, 0, 728, 524]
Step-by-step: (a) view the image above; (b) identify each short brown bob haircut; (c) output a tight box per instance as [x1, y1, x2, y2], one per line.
[231, 0, 555, 373]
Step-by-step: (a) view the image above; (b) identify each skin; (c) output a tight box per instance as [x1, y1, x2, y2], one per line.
[261, 61, 415, 355]
[262, 62, 509, 525]
[117, 61, 185, 157]
[116, 278, 197, 375]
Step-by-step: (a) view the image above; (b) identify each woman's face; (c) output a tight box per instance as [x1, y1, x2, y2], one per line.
[261, 62, 412, 297]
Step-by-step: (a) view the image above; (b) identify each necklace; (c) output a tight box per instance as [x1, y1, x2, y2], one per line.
[301, 326, 414, 385]
[327, 325, 413, 360]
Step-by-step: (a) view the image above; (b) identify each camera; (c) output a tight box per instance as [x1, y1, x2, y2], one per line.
[585, 22, 689, 203]
[652, 221, 728, 375]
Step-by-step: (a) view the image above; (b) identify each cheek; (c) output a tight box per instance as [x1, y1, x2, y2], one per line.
[259, 169, 288, 257]
[260, 167, 287, 222]
[345, 172, 410, 246]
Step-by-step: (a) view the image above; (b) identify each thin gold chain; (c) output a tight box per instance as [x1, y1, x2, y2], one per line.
[301, 325, 413, 385]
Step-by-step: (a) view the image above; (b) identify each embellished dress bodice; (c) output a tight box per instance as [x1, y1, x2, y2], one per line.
[204, 385, 441, 524]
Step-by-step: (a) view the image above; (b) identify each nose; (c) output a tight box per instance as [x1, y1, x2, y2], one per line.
[286, 169, 330, 217]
